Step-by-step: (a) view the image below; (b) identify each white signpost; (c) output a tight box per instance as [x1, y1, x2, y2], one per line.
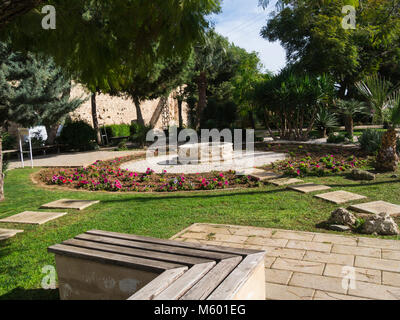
[17, 128, 34, 168]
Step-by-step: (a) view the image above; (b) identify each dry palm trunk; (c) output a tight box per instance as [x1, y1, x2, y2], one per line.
[376, 128, 399, 172]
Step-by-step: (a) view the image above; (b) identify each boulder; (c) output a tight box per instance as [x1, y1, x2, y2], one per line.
[328, 208, 357, 227]
[349, 169, 376, 181]
[362, 212, 400, 236]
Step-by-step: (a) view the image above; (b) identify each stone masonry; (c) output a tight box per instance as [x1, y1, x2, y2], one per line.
[70, 83, 189, 129]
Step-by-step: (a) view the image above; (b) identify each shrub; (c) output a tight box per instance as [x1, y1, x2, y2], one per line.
[358, 129, 385, 155]
[57, 120, 97, 151]
[130, 123, 152, 147]
[105, 124, 131, 138]
[327, 132, 346, 144]
[2, 132, 17, 150]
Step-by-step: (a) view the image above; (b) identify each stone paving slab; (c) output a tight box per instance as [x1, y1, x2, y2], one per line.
[0, 228, 23, 240]
[269, 178, 304, 186]
[172, 223, 400, 300]
[349, 201, 400, 216]
[315, 190, 367, 204]
[40, 199, 100, 211]
[288, 183, 331, 194]
[248, 169, 282, 181]
[0, 211, 67, 225]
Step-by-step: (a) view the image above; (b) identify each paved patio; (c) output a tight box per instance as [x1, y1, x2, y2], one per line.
[171, 223, 400, 300]
[8, 150, 144, 170]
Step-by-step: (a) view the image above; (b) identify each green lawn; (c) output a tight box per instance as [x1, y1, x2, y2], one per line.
[1, 167, 400, 299]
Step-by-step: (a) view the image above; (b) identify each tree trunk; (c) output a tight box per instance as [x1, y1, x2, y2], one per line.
[45, 124, 59, 145]
[196, 71, 207, 130]
[133, 97, 145, 127]
[91, 92, 102, 145]
[345, 116, 354, 138]
[178, 99, 183, 129]
[0, 132, 4, 202]
[249, 111, 256, 129]
[375, 128, 399, 172]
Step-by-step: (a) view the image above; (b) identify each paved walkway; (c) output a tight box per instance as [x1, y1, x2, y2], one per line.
[8, 150, 144, 169]
[171, 223, 400, 300]
[121, 151, 287, 174]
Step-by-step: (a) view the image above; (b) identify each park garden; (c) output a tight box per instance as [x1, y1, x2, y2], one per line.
[1, 0, 400, 301]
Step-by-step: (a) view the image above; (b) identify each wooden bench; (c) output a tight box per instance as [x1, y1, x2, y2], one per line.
[48, 230, 266, 300]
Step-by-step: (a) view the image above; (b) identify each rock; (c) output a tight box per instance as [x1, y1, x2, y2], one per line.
[328, 208, 357, 226]
[349, 169, 376, 181]
[329, 225, 351, 232]
[362, 212, 400, 236]
[375, 129, 399, 172]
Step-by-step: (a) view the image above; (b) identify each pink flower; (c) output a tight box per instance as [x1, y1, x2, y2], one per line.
[115, 180, 122, 189]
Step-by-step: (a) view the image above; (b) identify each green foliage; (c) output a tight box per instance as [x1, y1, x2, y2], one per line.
[4, 0, 221, 92]
[315, 108, 339, 137]
[255, 68, 335, 140]
[327, 132, 347, 144]
[105, 124, 131, 138]
[336, 99, 368, 117]
[260, 1, 400, 96]
[1, 132, 17, 150]
[0, 42, 84, 131]
[57, 120, 97, 151]
[359, 129, 385, 155]
[130, 123, 152, 147]
[356, 75, 399, 124]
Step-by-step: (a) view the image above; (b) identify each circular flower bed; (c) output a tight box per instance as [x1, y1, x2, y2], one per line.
[39, 156, 261, 193]
[264, 144, 369, 177]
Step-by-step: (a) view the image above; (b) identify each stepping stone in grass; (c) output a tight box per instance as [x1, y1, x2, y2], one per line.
[0, 211, 68, 225]
[0, 228, 23, 240]
[269, 178, 304, 186]
[41, 199, 100, 211]
[248, 169, 282, 181]
[315, 190, 367, 204]
[288, 183, 331, 194]
[349, 201, 400, 217]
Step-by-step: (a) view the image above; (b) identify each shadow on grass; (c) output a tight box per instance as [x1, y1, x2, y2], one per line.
[99, 188, 289, 204]
[326, 179, 400, 189]
[0, 287, 59, 300]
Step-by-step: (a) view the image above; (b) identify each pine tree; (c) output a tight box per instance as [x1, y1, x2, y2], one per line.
[0, 42, 85, 201]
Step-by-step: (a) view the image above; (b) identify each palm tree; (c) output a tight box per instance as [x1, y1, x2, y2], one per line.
[356, 75, 397, 124]
[314, 107, 338, 138]
[375, 91, 400, 172]
[336, 99, 368, 138]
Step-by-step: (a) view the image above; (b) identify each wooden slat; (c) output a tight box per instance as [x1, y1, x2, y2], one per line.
[86, 230, 260, 256]
[128, 267, 188, 300]
[153, 262, 216, 300]
[63, 239, 213, 266]
[180, 257, 242, 300]
[75, 233, 235, 261]
[207, 252, 265, 300]
[48, 244, 185, 273]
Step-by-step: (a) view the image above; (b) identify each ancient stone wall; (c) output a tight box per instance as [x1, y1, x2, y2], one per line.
[69, 84, 189, 129]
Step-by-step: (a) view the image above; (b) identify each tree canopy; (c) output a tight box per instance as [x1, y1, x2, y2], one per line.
[260, 0, 400, 96]
[2, 0, 221, 91]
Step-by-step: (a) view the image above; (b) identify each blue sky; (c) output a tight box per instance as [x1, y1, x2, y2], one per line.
[210, 0, 286, 73]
